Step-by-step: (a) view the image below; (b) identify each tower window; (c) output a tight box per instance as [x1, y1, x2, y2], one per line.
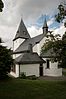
[17, 30, 19, 33]
[23, 31, 26, 35]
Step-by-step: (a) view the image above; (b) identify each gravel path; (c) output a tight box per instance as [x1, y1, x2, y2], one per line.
[38, 76, 66, 81]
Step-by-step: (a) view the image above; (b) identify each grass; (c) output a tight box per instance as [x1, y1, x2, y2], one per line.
[0, 78, 66, 99]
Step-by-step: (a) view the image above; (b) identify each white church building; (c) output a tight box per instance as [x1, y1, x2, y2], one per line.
[10, 18, 62, 78]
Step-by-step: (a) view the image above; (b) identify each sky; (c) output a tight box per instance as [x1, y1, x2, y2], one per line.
[0, 0, 66, 49]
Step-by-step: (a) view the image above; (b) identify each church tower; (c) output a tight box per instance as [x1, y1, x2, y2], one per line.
[42, 17, 48, 35]
[13, 19, 30, 51]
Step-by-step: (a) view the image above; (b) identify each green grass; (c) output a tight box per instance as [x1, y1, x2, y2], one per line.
[0, 78, 66, 99]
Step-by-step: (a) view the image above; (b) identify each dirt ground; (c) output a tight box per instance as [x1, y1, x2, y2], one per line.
[38, 76, 66, 81]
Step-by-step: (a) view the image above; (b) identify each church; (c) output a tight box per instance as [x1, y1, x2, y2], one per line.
[10, 18, 62, 78]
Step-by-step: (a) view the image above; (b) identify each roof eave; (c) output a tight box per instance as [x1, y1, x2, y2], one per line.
[15, 61, 46, 65]
[13, 37, 29, 41]
[13, 50, 29, 54]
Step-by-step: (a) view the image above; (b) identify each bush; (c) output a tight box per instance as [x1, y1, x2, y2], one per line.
[20, 72, 26, 79]
[27, 75, 37, 80]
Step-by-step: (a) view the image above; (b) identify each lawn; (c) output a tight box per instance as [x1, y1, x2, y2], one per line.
[0, 78, 66, 99]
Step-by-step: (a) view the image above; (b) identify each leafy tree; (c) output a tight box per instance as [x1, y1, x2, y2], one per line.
[41, 3, 66, 68]
[0, 0, 4, 12]
[0, 45, 13, 79]
[41, 32, 62, 62]
[60, 32, 66, 68]
[0, 0, 13, 78]
[55, 3, 66, 27]
[55, 3, 66, 67]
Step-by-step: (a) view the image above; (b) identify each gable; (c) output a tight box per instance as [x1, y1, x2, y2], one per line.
[13, 34, 45, 54]
[13, 19, 30, 41]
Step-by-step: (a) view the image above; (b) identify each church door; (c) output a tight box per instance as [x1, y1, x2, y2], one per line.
[39, 64, 43, 76]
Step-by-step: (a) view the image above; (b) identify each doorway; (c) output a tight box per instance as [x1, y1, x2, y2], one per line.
[39, 64, 43, 76]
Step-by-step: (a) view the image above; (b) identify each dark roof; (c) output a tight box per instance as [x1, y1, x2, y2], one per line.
[13, 19, 30, 41]
[13, 34, 45, 54]
[40, 48, 57, 58]
[15, 52, 46, 64]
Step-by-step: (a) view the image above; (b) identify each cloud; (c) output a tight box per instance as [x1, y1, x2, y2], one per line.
[19, 0, 62, 23]
[53, 24, 66, 36]
[2, 0, 62, 26]
[27, 26, 42, 37]
[0, 0, 63, 48]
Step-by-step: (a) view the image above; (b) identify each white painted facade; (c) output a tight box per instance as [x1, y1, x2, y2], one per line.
[10, 61, 62, 78]
[10, 19, 62, 78]
[10, 64, 19, 78]
[13, 38, 25, 51]
[43, 61, 62, 76]
[10, 64, 40, 77]
[20, 64, 39, 77]
[13, 53, 21, 59]
[11, 35, 62, 77]
[33, 37, 47, 55]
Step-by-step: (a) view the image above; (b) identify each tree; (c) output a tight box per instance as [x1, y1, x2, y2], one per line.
[41, 32, 62, 62]
[55, 3, 66, 68]
[55, 3, 66, 27]
[41, 3, 66, 68]
[0, 45, 13, 79]
[0, 1, 13, 79]
[0, 0, 4, 12]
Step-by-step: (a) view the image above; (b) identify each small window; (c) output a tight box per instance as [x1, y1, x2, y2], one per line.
[11, 65, 16, 73]
[47, 59, 50, 68]
[17, 30, 19, 33]
[23, 31, 26, 35]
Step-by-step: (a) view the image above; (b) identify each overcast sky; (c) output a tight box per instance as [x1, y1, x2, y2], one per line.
[0, 0, 66, 48]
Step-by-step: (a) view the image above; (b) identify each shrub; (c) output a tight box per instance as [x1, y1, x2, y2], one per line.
[27, 75, 37, 80]
[20, 72, 26, 79]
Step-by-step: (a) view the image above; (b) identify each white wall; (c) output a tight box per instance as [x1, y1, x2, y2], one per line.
[10, 61, 62, 78]
[10, 64, 19, 78]
[20, 64, 39, 77]
[13, 38, 25, 51]
[43, 61, 62, 77]
[13, 54, 21, 59]
[33, 37, 47, 55]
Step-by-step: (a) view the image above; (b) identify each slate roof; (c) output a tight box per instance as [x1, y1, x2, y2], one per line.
[40, 48, 57, 58]
[13, 34, 45, 54]
[15, 52, 46, 64]
[13, 19, 30, 41]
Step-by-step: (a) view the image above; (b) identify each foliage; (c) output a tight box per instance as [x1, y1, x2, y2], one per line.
[41, 31, 66, 68]
[55, 3, 66, 67]
[0, 45, 13, 79]
[41, 32, 61, 52]
[20, 72, 26, 79]
[27, 75, 37, 80]
[60, 32, 66, 68]
[20, 72, 37, 80]
[41, 3, 66, 68]
[0, 0, 4, 12]
[55, 4, 66, 26]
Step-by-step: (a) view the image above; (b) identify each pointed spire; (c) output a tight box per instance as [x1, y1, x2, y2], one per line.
[42, 16, 48, 35]
[13, 19, 30, 41]
[43, 17, 48, 28]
